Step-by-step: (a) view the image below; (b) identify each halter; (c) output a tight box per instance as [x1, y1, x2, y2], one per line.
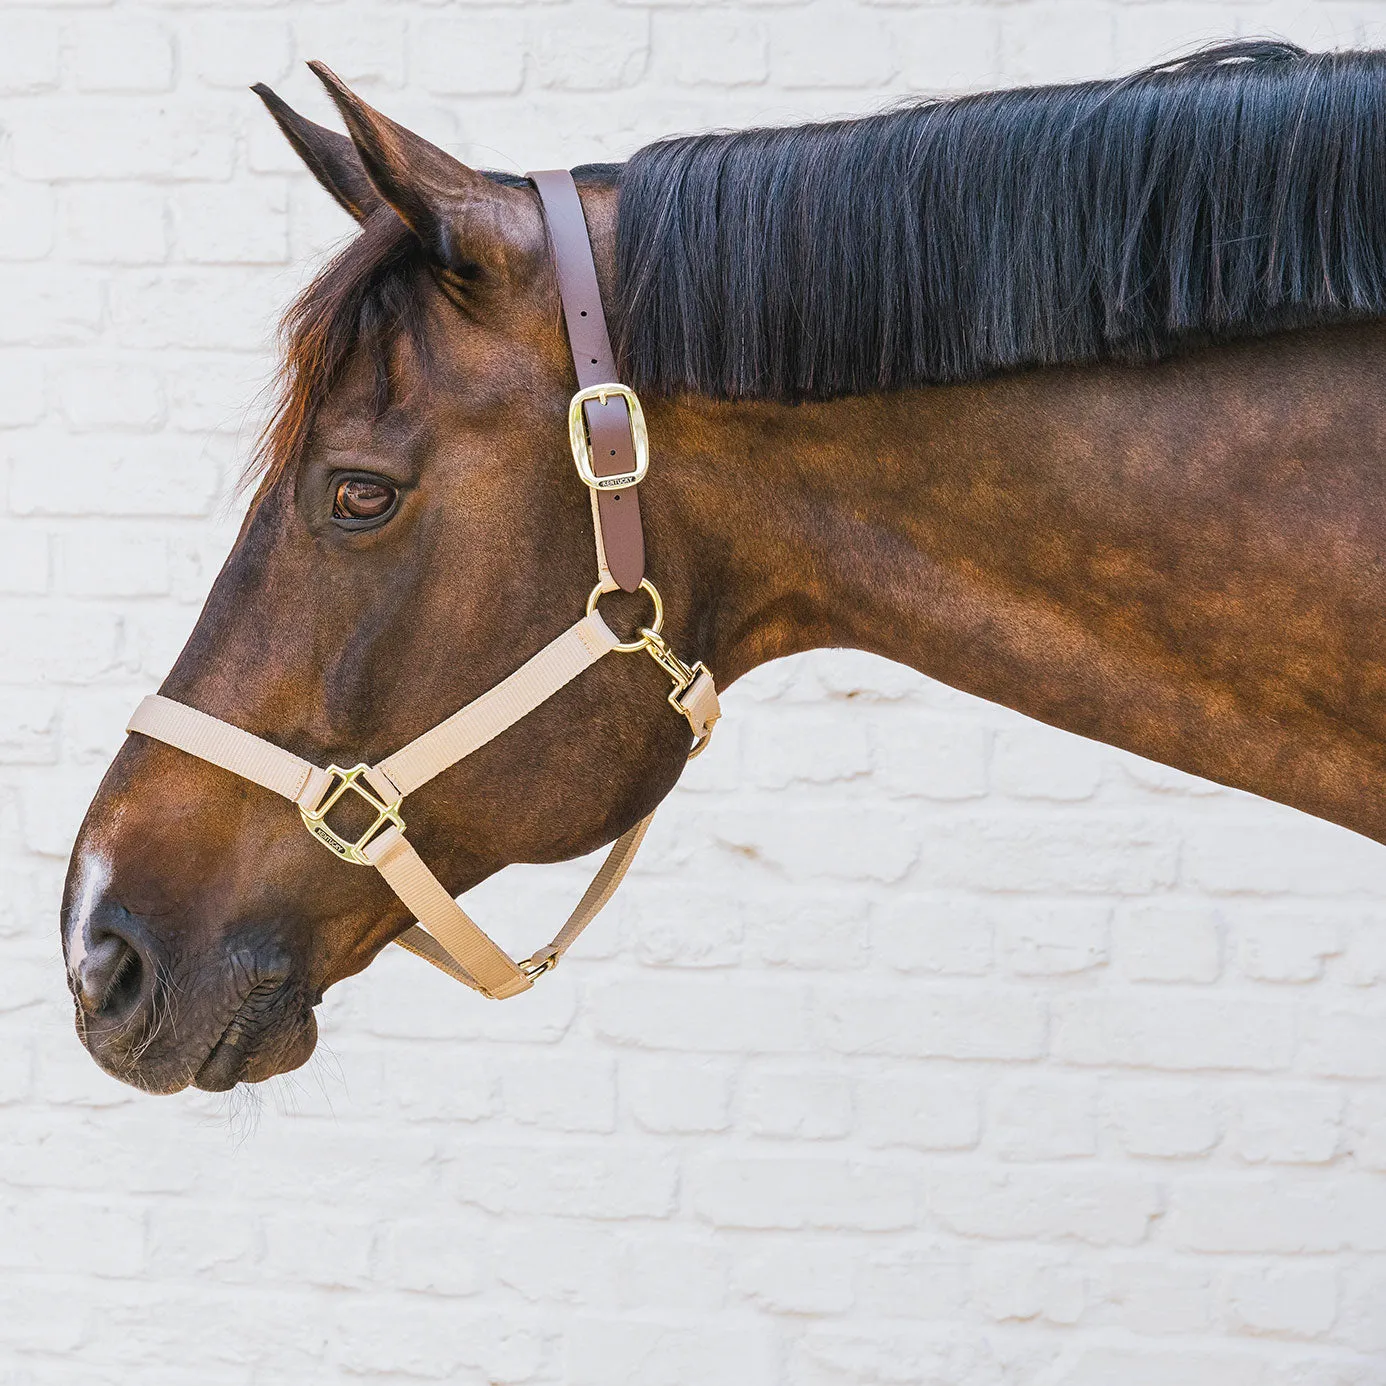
[123, 170, 720, 1001]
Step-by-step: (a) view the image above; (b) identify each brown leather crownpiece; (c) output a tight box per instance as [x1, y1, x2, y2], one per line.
[529, 169, 646, 592]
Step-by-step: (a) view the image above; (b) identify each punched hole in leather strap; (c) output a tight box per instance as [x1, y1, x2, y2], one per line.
[529, 168, 646, 593]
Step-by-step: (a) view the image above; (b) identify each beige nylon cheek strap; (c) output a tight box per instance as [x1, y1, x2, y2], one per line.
[125, 611, 662, 1001]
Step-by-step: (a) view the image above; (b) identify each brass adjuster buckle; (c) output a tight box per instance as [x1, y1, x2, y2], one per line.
[299, 763, 405, 866]
[568, 383, 649, 491]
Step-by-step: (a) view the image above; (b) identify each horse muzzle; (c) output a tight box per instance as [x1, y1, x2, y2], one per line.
[63, 863, 316, 1093]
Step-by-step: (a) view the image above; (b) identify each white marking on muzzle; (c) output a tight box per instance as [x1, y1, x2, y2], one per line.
[66, 851, 111, 976]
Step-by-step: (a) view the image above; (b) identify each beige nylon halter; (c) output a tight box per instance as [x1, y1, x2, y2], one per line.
[123, 170, 721, 1001]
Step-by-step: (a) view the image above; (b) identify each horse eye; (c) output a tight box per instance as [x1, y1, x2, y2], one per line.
[333, 477, 396, 522]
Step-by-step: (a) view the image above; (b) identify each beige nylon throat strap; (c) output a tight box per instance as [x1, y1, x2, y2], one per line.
[127, 612, 657, 1000]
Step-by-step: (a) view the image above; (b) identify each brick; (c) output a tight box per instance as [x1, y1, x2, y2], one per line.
[631, 891, 743, 967]
[332, 1303, 542, 1383]
[62, 184, 168, 264]
[415, 16, 527, 95]
[743, 710, 873, 789]
[0, 687, 58, 765]
[1104, 1080, 1224, 1159]
[711, 804, 920, 882]
[998, 901, 1109, 976]
[1098, 1256, 1213, 1335]
[1182, 819, 1386, 897]
[622, 1055, 731, 1133]
[616, 1231, 730, 1313]
[689, 1154, 917, 1230]
[493, 1221, 620, 1305]
[926, 1167, 1161, 1245]
[1113, 901, 1222, 982]
[567, 1318, 776, 1386]
[658, 12, 770, 88]
[916, 814, 1179, 894]
[171, 180, 290, 265]
[374, 1217, 484, 1298]
[499, 1054, 616, 1133]
[62, 533, 169, 598]
[11, 105, 236, 181]
[973, 1247, 1088, 1324]
[294, 15, 408, 86]
[873, 895, 994, 976]
[1053, 994, 1295, 1072]
[772, 7, 896, 88]
[592, 977, 810, 1053]
[9, 435, 224, 518]
[0, 179, 55, 260]
[450, 1144, 678, 1219]
[1234, 909, 1342, 983]
[1000, 2, 1117, 84]
[72, 16, 174, 92]
[533, 8, 650, 91]
[1300, 1005, 1386, 1079]
[1233, 1087, 1342, 1166]
[3, 604, 121, 684]
[896, 7, 1001, 94]
[0, 352, 46, 426]
[990, 1076, 1098, 1161]
[1222, 1263, 1337, 1339]
[817, 986, 1048, 1060]
[733, 1239, 855, 1313]
[755, 892, 870, 971]
[1347, 1091, 1386, 1171]
[185, 16, 292, 89]
[60, 362, 165, 432]
[869, 715, 990, 800]
[147, 1203, 256, 1276]
[0, 525, 50, 596]
[740, 1064, 852, 1138]
[1166, 1176, 1386, 1253]
[855, 1068, 982, 1150]
[0, 14, 60, 93]
[854, 1244, 971, 1318]
[0, 1196, 143, 1276]
[0, 268, 102, 345]
[106, 270, 280, 352]
[993, 723, 1105, 801]
[1053, 1346, 1272, 1386]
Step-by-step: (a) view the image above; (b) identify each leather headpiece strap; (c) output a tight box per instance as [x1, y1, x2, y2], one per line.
[121, 168, 719, 1000]
[530, 169, 646, 592]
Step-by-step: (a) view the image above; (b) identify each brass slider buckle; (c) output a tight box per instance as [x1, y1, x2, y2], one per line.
[299, 763, 405, 866]
[568, 383, 649, 491]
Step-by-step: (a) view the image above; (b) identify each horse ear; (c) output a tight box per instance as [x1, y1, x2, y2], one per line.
[307, 61, 528, 278]
[251, 83, 383, 224]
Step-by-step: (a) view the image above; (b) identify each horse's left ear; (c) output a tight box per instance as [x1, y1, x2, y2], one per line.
[308, 61, 534, 281]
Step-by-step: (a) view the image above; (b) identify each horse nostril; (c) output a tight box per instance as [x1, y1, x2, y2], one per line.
[75, 929, 146, 1021]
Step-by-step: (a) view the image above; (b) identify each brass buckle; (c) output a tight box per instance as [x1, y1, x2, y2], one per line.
[568, 383, 649, 491]
[299, 763, 405, 866]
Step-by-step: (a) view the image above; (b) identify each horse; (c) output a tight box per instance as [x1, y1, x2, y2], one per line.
[62, 39, 1386, 1093]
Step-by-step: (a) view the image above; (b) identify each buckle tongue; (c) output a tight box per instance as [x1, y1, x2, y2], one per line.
[299, 763, 405, 866]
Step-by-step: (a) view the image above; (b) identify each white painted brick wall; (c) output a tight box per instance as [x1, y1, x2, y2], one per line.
[3, 2, 1386, 1381]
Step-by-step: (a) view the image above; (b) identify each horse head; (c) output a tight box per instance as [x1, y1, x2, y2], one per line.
[61, 69, 709, 1093]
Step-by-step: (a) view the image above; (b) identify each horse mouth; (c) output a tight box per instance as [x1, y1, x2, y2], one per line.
[193, 978, 315, 1092]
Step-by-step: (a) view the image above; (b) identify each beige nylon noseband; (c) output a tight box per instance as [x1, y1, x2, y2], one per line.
[123, 170, 720, 1001]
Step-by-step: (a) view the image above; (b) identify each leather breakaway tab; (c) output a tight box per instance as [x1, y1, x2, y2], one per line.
[528, 168, 646, 593]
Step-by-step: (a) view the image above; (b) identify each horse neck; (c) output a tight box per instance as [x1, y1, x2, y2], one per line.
[654, 322, 1386, 846]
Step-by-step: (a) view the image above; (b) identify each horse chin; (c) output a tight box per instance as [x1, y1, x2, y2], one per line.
[192, 997, 318, 1093]
[79, 974, 319, 1095]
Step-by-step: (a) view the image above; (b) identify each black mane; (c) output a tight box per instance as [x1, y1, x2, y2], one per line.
[615, 41, 1386, 400]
